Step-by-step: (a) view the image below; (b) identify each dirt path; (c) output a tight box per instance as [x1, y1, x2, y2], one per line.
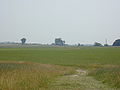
[48, 69, 116, 90]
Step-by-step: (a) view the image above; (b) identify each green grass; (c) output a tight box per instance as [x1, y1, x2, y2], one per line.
[0, 47, 120, 66]
[0, 46, 120, 89]
[89, 66, 120, 89]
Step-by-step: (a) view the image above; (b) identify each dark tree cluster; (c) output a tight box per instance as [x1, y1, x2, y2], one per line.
[94, 42, 102, 46]
[55, 38, 65, 46]
[21, 38, 26, 45]
[113, 39, 120, 46]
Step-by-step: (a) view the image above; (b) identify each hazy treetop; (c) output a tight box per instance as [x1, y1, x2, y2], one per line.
[0, 0, 120, 44]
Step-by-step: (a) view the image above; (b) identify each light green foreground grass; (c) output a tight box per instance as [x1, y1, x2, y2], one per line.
[0, 62, 117, 90]
[0, 46, 120, 89]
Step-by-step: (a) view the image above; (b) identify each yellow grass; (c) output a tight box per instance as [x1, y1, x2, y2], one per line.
[0, 61, 75, 90]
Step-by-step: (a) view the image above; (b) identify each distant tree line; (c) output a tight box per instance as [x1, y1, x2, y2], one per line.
[20, 38, 120, 46]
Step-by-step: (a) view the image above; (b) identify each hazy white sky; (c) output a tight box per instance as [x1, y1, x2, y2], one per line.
[0, 0, 120, 45]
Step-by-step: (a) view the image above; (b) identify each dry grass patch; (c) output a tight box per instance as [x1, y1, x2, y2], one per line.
[0, 61, 75, 90]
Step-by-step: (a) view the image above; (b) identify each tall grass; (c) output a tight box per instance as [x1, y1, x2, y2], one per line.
[88, 65, 120, 89]
[0, 47, 120, 89]
[0, 61, 75, 90]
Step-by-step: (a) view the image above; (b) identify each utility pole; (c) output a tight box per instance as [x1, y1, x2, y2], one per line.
[105, 39, 108, 45]
[104, 38, 108, 46]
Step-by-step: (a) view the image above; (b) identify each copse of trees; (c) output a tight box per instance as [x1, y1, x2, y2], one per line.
[21, 38, 26, 45]
[104, 44, 109, 46]
[78, 43, 80, 46]
[55, 38, 65, 46]
[94, 42, 102, 46]
[17, 38, 120, 47]
[113, 39, 120, 46]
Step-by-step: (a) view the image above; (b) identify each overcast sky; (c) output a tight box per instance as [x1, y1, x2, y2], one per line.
[0, 0, 120, 45]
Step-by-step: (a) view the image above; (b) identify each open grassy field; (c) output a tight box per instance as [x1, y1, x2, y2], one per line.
[0, 46, 120, 89]
[0, 47, 120, 65]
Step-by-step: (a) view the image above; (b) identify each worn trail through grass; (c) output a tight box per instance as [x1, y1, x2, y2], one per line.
[49, 69, 116, 90]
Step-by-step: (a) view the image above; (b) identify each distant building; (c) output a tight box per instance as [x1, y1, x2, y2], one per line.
[55, 38, 65, 46]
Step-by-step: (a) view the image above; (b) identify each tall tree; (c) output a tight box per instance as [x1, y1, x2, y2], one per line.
[21, 38, 26, 45]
